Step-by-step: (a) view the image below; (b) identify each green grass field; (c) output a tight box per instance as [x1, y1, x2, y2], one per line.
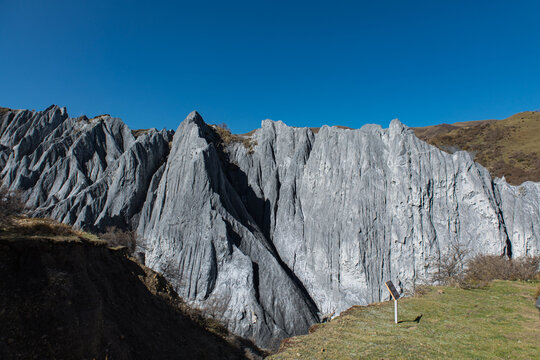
[270, 281, 540, 359]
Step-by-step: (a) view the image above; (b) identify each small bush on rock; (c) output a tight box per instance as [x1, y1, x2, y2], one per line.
[431, 243, 469, 285]
[100, 227, 137, 254]
[0, 183, 25, 226]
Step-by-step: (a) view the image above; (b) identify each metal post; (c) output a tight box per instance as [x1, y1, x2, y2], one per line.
[394, 299, 398, 324]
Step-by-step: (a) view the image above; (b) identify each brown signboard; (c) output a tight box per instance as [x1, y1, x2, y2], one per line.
[385, 281, 400, 300]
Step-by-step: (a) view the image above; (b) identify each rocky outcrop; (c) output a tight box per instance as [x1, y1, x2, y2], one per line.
[136, 112, 319, 349]
[0, 106, 170, 232]
[494, 179, 540, 256]
[225, 120, 515, 316]
[1, 105, 538, 349]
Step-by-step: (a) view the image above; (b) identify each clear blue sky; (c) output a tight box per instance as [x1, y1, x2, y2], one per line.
[2, 0, 540, 133]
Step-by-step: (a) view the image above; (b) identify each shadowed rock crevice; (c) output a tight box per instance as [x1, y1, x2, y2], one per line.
[490, 179, 513, 258]
[207, 125, 321, 320]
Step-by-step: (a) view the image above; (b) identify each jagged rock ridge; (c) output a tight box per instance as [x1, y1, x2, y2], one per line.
[0, 105, 171, 232]
[1, 106, 538, 349]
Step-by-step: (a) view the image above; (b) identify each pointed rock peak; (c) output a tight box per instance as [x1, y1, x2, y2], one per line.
[260, 119, 291, 134]
[44, 104, 59, 112]
[175, 110, 205, 129]
[43, 104, 68, 119]
[390, 118, 404, 127]
[389, 118, 409, 134]
[175, 110, 208, 134]
[185, 110, 204, 124]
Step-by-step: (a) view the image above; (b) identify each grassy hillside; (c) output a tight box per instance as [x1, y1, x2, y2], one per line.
[413, 111, 540, 185]
[270, 281, 540, 359]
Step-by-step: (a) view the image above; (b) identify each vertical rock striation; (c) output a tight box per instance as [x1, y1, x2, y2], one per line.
[0, 106, 170, 231]
[136, 112, 319, 349]
[226, 119, 515, 317]
[1, 105, 538, 349]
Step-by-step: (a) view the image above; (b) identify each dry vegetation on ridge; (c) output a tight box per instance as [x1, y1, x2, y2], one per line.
[413, 111, 540, 185]
[211, 123, 258, 153]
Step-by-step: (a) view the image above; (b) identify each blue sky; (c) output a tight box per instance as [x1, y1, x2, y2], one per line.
[1, 0, 540, 133]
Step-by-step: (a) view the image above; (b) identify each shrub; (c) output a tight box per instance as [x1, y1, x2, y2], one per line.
[464, 254, 539, 282]
[430, 242, 469, 285]
[100, 226, 137, 254]
[0, 183, 25, 226]
[413, 284, 430, 296]
[430, 243, 539, 289]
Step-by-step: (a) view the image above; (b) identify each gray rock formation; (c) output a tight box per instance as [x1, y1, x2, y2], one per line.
[494, 179, 540, 256]
[137, 112, 319, 348]
[1, 105, 538, 349]
[0, 105, 170, 231]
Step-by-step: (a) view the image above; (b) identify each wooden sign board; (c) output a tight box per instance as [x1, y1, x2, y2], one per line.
[385, 281, 400, 300]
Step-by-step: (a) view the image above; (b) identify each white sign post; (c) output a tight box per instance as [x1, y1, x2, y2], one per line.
[385, 280, 400, 324]
[394, 298, 398, 324]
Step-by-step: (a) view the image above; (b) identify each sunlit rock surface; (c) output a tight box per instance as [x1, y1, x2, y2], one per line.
[0, 105, 170, 231]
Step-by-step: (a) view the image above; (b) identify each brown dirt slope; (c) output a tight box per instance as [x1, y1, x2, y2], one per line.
[0, 234, 265, 360]
[413, 111, 540, 185]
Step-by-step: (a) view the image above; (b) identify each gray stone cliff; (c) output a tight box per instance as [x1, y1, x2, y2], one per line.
[1, 105, 538, 349]
[0, 105, 170, 231]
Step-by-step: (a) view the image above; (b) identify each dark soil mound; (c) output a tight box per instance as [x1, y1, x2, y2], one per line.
[0, 237, 263, 360]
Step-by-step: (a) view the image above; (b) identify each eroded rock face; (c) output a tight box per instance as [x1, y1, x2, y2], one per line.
[494, 180, 540, 256]
[225, 120, 514, 316]
[136, 112, 319, 349]
[1, 105, 538, 349]
[0, 106, 170, 232]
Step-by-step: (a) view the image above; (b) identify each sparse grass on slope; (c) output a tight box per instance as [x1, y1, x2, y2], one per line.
[270, 281, 540, 360]
[0, 216, 102, 243]
[413, 111, 540, 185]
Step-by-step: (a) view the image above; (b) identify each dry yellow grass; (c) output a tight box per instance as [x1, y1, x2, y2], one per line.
[0, 216, 103, 244]
[212, 124, 257, 153]
[132, 128, 151, 138]
[414, 111, 540, 185]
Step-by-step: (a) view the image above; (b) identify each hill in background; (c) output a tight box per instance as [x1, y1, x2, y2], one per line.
[413, 111, 540, 185]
